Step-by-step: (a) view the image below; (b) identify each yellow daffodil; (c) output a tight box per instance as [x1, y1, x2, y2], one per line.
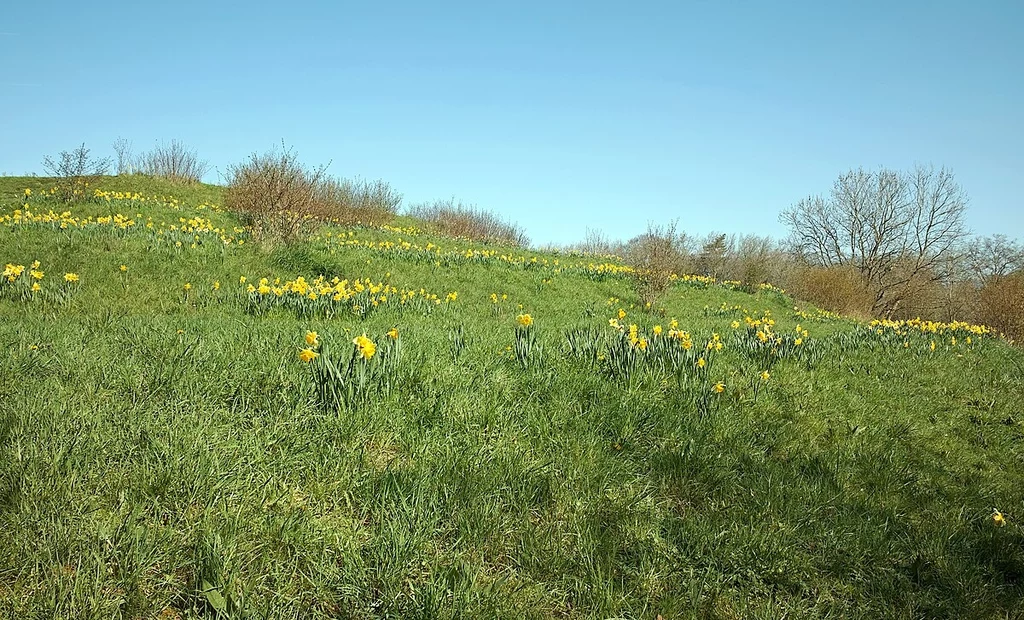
[993, 510, 1006, 527]
[517, 314, 533, 327]
[298, 348, 319, 363]
[653, 325, 663, 336]
[63, 273, 79, 283]
[713, 382, 725, 393]
[305, 331, 319, 347]
[387, 327, 399, 340]
[760, 370, 771, 382]
[697, 357, 706, 368]
[119, 264, 128, 272]
[618, 308, 626, 320]
[353, 334, 376, 360]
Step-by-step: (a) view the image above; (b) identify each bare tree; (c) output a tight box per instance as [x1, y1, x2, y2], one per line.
[112, 137, 134, 175]
[42, 143, 111, 203]
[780, 165, 968, 317]
[965, 234, 1024, 282]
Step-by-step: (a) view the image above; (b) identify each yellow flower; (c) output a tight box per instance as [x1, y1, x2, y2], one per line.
[212, 281, 220, 291]
[119, 264, 128, 272]
[31, 260, 40, 269]
[794, 338, 803, 346]
[637, 338, 648, 351]
[930, 341, 936, 351]
[63, 272, 79, 283]
[298, 348, 319, 363]
[713, 382, 725, 394]
[760, 370, 771, 382]
[517, 314, 533, 327]
[24, 188, 31, 196]
[30, 270, 44, 280]
[993, 510, 1006, 527]
[387, 327, 399, 340]
[239, 275, 247, 283]
[31, 282, 41, 292]
[653, 325, 663, 336]
[697, 357, 706, 368]
[305, 331, 320, 347]
[353, 334, 376, 360]
[618, 308, 626, 320]
[731, 320, 740, 329]
[183, 282, 192, 291]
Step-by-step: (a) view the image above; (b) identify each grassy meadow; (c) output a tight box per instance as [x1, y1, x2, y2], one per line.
[1, 175, 1023, 619]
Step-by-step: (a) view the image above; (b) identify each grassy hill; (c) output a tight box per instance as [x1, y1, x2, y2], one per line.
[1, 175, 1022, 619]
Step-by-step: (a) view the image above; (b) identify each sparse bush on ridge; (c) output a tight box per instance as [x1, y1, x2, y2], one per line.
[134, 139, 210, 184]
[312, 176, 403, 226]
[41, 143, 111, 203]
[407, 198, 529, 247]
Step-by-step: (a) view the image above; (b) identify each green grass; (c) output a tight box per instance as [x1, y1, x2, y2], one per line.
[1, 176, 1023, 619]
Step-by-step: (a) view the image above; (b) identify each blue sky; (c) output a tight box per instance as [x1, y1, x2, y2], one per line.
[1, 1, 1021, 246]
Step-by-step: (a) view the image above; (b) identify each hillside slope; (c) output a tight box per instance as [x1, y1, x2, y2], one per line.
[2, 176, 1023, 619]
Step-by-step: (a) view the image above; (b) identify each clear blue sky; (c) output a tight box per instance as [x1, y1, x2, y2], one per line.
[1, 1, 1021, 246]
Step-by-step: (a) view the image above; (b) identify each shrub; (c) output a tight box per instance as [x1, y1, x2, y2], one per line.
[41, 143, 111, 203]
[979, 273, 1024, 343]
[791, 265, 875, 319]
[225, 145, 401, 241]
[311, 177, 402, 226]
[624, 221, 691, 308]
[407, 199, 528, 247]
[135, 140, 210, 184]
[224, 145, 328, 242]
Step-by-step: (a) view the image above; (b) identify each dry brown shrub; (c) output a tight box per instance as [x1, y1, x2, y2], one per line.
[625, 221, 691, 308]
[407, 199, 528, 247]
[311, 177, 402, 226]
[225, 145, 401, 242]
[224, 146, 326, 242]
[979, 273, 1024, 342]
[792, 265, 875, 319]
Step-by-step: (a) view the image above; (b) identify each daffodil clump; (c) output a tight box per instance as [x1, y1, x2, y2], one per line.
[243, 273, 454, 319]
[732, 312, 819, 370]
[855, 317, 994, 353]
[1, 260, 80, 305]
[300, 329, 402, 411]
[512, 314, 539, 368]
[600, 315, 725, 390]
[1, 205, 246, 248]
